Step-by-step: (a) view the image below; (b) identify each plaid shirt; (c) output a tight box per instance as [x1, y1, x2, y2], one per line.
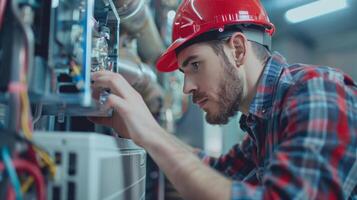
[198, 52, 357, 199]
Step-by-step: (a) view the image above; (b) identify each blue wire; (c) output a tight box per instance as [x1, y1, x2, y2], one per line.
[1, 146, 23, 200]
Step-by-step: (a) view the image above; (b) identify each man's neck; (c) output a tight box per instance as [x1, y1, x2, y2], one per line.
[239, 56, 268, 115]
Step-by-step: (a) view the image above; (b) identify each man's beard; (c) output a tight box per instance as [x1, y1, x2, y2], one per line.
[205, 57, 243, 125]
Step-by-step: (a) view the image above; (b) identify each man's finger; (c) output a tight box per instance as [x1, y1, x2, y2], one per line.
[91, 75, 130, 99]
[105, 94, 127, 114]
[91, 86, 101, 100]
[92, 71, 132, 89]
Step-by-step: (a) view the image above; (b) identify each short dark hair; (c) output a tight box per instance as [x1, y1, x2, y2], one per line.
[207, 39, 270, 64]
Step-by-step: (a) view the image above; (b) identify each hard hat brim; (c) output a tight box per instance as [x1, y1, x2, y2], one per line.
[156, 35, 196, 72]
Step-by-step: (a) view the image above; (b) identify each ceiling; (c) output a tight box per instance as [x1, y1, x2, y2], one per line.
[261, 0, 357, 50]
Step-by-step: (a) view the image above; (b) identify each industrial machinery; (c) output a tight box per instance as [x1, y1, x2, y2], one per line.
[0, 0, 166, 199]
[33, 132, 146, 200]
[32, 0, 120, 116]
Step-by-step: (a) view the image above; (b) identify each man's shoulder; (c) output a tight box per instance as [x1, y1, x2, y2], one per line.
[275, 63, 357, 97]
[281, 63, 347, 85]
[272, 63, 357, 111]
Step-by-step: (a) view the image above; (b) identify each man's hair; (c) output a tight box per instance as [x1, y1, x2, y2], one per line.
[207, 39, 271, 64]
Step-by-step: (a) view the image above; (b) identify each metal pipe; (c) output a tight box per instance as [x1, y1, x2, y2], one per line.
[115, 0, 165, 64]
[118, 49, 163, 114]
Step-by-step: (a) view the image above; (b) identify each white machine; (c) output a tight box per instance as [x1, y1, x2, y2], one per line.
[33, 132, 146, 200]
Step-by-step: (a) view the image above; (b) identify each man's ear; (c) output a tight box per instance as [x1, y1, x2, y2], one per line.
[228, 32, 247, 66]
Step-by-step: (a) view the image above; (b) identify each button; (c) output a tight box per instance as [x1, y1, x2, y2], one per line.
[52, 186, 61, 200]
[54, 152, 62, 165]
[67, 181, 76, 200]
[68, 152, 77, 176]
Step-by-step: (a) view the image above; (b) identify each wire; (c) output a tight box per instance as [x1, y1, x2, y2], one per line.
[19, 92, 33, 135]
[1, 2, 50, 198]
[4, 1, 56, 196]
[0, 159, 46, 200]
[20, 91, 31, 139]
[13, 159, 46, 200]
[21, 176, 33, 193]
[1, 147, 23, 200]
[20, 89, 57, 178]
[32, 103, 43, 127]
[0, 0, 6, 30]
[33, 147, 56, 177]
[16, 41, 57, 180]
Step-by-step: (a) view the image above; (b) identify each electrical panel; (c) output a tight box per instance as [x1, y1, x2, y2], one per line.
[28, 0, 120, 116]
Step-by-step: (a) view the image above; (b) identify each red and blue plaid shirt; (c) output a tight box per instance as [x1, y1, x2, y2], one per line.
[198, 52, 357, 199]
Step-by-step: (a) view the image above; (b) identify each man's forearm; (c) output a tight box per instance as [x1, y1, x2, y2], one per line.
[169, 133, 198, 153]
[143, 128, 231, 200]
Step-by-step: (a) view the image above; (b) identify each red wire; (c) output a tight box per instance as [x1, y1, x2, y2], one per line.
[0, 0, 6, 31]
[0, 159, 46, 200]
[6, 186, 15, 200]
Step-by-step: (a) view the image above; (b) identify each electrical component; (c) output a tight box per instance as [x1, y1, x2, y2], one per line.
[92, 25, 110, 72]
[25, 0, 120, 117]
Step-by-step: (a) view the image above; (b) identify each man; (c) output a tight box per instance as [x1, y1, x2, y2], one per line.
[90, 0, 357, 199]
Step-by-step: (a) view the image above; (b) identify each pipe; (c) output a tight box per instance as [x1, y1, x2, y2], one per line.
[118, 48, 163, 114]
[115, 0, 165, 64]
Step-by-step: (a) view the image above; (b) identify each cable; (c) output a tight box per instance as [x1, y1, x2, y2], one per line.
[33, 147, 56, 177]
[32, 103, 43, 127]
[6, 186, 15, 200]
[4, 2, 55, 198]
[14, 33, 57, 180]
[0, 0, 6, 30]
[21, 176, 33, 193]
[19, 87, 57, 178]
[20, 91, 31, 139]
[13, 159, 46, 200]
[1, 147, 23, 200]
[1, 2, 49, 198]
[20, 92, 57, 178]
[0, 159, 46, 200]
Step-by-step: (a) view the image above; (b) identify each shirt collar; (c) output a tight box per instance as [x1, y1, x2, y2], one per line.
[247, 52, 288, 119]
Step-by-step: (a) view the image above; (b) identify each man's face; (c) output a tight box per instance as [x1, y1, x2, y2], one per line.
[177, 42, 244, 124]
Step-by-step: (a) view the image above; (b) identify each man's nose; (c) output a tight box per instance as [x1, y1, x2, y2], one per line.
[183, 77, 197, 95]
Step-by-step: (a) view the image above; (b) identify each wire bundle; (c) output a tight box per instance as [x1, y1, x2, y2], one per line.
[0, 150, 46, 200]
[0, 1, 56, 199]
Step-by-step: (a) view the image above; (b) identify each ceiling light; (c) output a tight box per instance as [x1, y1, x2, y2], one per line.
[285, 0, 348, 23]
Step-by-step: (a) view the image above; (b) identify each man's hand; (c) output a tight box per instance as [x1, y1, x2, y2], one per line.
[89, 71, 162, 147]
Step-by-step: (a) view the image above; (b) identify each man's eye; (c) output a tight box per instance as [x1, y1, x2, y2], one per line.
[191, 62, 200, 71]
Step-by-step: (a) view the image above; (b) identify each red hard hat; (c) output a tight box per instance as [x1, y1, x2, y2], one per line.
[156, 0, 275, 72]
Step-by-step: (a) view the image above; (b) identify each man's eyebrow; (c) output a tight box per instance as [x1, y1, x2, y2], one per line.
[181, 55, 199, 69]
